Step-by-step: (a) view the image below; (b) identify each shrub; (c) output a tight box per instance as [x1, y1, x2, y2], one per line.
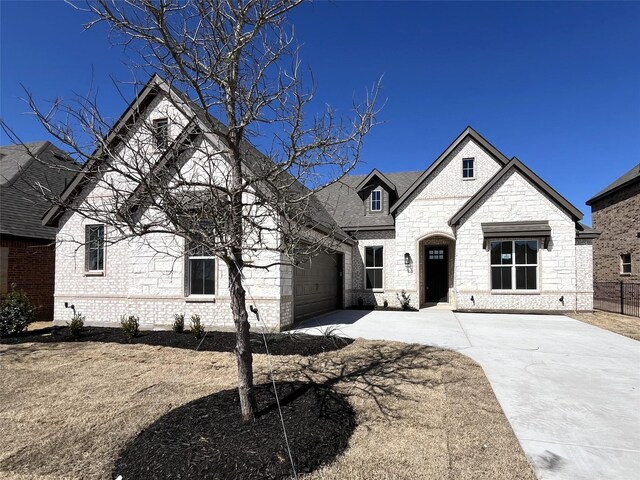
[67, 312, 85, 338]
[121, 315, 140, 338]
[357, 297, 364, 307]
[383, 299, 389, 309]
[173, 313, 185, 333]
[396, 290, 411, 311]
[0, 286, 37, 338]
[190, 314, 205, 339]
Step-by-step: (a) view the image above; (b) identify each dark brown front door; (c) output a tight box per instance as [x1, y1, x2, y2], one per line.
[425, 246, 448, 303]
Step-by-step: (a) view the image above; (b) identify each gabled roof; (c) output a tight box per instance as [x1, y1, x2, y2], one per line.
[315, 171, 422, 231]
[449, 157, 583, 226]
[586, 163, 640, 206]
[42, 75, 351, 243]
[354, 168, 397, 194]
[389, 126, 510, 214]
[1, 141, 78, 239]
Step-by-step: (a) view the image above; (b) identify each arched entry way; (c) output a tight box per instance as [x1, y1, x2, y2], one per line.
[417, 233, 455, 308]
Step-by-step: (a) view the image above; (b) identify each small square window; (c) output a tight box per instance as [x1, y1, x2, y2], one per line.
[462, 158, 475, 179]
[621, 254, 631, 274]
[153, 118, 169, 149]
[371, 190, 382, 211]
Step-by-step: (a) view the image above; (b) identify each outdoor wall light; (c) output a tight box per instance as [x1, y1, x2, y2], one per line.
[559, 296, 564, 304]
[404, 253, 411, 266]
[470, 295, 475, 304]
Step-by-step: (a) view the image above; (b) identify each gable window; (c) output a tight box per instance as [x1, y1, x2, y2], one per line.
[462, 158, 475, 179]
[371, 189, 382, 211]
[85, 225, 105, 273]
[188, 242, 215, 295]
[365, 246, 383, 289]
[153, 118, 169, 149]
[621, 254, 631, 274]
[490, 240, 538, 290]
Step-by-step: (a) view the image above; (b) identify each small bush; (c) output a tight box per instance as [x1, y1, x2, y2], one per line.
[121, 315, 140, 338]
[67, 312, 85, 338]
[396, 289, 412, 311]
[383, 299, 389, 309]
[357, 297, 364, 307]
[173, 313, 185, 333]
[0, 286, 37, 338]
[190, 314, 205, 339]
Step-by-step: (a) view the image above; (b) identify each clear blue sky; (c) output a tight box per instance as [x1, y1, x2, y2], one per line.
[2, 1, 639, 225]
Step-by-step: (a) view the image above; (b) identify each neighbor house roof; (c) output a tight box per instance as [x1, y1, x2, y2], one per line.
[315, 171, 422, 231]
[0, 141, 78, 239]
[586, 163, 640, 206]
[389, 126, 510, 214]
[42, 75, 351, 244]
[449, 157, 583, 226]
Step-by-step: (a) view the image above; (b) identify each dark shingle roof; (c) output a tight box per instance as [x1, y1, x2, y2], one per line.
[586, 163, 640, 206]
[316, 171, 422, 230]
[0, 142, 78, 239]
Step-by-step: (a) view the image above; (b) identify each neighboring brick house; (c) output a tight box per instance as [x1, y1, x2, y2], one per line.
[586, 164, 640, 283]
[0, 142, 77, 320]
[45, 75, 597, 331]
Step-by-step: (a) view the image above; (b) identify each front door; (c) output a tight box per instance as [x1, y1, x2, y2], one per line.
[425, 246, 448, 303]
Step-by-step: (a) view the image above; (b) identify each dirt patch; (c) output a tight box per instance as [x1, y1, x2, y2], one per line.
[0, 339, 535, 480]
[113, 382, 355, 479]
[568, 310, 640, 341]
[0, 326, 353, 356]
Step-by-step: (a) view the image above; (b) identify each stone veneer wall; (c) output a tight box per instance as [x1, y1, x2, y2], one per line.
[590, 180, 640, 283]
[454, 170, 593, 311]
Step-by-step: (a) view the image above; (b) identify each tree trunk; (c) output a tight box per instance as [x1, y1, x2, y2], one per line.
[228, 259, 258, 423]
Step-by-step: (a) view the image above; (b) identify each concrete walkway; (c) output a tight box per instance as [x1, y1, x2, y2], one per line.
[293, 309, 640, 480]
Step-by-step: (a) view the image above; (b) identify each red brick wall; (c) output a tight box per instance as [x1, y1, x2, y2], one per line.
[0, 237, 55, 321]
[590, 181, 640, 283]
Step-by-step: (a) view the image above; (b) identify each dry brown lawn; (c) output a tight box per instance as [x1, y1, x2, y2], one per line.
[0, 338, 535, 480]
[568, 310, 640, 341]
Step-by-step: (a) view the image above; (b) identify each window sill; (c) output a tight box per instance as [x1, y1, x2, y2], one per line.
[491, 290, 540, 295]
[84, 271, 104, 277]
[186, 296, 216, 303]
[365, 288, 385, 293]
[620, 273, 631, 276]
[462, 177, 476, 181]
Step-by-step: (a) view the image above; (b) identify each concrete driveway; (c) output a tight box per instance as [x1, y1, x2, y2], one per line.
[293, 310, 640, 480]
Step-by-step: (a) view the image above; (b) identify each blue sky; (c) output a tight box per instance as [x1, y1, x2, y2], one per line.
[2, 1, 639, 224]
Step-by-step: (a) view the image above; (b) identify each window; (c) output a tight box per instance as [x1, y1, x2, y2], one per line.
[85, 225, 105, 272]
[462, 158, 475, 179]
[371, 189, 382, 211]
[621, 254, 632, 274]
[365, 246, 383, 289]
[428, 249, 444, 260]
[153, 118, 169, 149]
[490, 240, 538, 290]
[188, 242, 215, 295]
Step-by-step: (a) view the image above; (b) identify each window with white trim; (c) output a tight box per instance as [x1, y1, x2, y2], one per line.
[621, 254, 631, 274]
[365, 246, 383, 289]
[462, 157, 475, 179]
[153, 118, 169, 149]
[188, 242, 215, 295]
[85, 225, 105, 272]
[490, 240, 538, 290]
[371, 189, 382, 211]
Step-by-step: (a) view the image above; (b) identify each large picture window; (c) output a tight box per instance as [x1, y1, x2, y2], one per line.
[491, 240, 538, 290]
[365, 246, 383, 289]
[188, 242, 215, 295]
[85, 225, 105, 273]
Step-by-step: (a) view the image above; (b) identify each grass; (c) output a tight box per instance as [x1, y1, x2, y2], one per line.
[0, 337, 535, 479]
[568, 310, 640, 341]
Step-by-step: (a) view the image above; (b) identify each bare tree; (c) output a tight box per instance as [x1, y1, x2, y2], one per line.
[8, 0, 379, 423]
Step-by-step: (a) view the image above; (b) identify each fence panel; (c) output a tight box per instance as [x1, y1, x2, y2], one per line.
[594, 281, 640, 318]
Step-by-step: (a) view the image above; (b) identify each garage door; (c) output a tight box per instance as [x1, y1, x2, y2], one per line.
[293, 252, 342, 323]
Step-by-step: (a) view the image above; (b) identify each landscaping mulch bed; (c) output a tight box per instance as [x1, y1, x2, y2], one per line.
[112, 381, 355, 480]
[0, 326, 353, 356]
